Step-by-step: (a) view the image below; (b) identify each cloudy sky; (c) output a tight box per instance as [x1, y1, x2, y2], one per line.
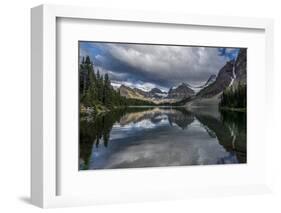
[79, 41, 240, 92]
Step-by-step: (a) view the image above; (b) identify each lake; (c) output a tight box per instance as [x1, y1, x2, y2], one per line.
[79, 106, 246, 170]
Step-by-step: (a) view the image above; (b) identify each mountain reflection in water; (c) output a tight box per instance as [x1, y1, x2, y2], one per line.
[79, 107, 246, 170]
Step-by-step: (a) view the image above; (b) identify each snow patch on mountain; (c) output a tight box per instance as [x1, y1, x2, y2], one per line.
[228, 62, 236, 87]
[189, 74, 217, 94]
[155, 93, 168, 98]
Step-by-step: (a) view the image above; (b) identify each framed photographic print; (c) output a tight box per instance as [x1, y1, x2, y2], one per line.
[78, 41, 247, 170]
[31, 4, 274, 208]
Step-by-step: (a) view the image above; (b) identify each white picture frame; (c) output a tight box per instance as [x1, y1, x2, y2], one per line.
[31, 4, 274, 208]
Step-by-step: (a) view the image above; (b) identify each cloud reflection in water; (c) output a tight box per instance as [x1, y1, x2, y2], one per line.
[82, 108, 246, 170]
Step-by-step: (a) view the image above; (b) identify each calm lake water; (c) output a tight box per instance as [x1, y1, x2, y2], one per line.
[79, 107, 246, 170]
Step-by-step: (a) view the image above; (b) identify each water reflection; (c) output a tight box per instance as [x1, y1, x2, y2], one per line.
[79, 107, 246, 170]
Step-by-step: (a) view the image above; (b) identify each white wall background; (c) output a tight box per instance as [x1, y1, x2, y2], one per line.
[0, 0, 280, 212]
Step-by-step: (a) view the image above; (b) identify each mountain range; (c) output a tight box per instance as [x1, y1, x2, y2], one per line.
[116, 49, 246, 105]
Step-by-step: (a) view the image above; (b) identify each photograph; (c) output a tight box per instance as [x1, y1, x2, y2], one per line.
[78, 41, 247, 170]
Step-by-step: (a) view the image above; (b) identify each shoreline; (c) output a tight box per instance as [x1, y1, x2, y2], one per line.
[81, 104, 247, 117]
[219, 107, 246, 112]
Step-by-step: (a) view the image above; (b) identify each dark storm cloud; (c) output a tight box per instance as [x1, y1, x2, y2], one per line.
[80, 42, 240, 91]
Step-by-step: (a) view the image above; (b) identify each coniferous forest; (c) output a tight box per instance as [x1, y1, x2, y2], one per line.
[80, 55, 247, 113]
[219, 83, 247, 110]
[79, 56, 154, 114]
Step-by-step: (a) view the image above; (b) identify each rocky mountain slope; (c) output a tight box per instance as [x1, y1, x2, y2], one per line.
[117, 48, 246, 105]
[196, 61, 234, 98]
[189, 74, 217, 94]
[119, 85, 170, 103]
[119, 85, 144, 99]
[233, 48, 246, 86]
[202, 74, 217, 88]
[195, 48, 246, 99]
[168, 83, 195, 100]
[186, 48, 247, 108]
[148, 88, 167, 98]
[118, 83, 195, 103]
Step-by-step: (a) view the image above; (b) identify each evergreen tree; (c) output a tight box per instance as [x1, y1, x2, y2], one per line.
[219, 82, 246, 109]
[85, 55, 91, 64]
[79, 55, 156, 109]
[103, 73, 112, 107]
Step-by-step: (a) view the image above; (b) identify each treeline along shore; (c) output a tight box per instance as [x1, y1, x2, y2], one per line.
[80, 55, 246, 116]
[219, 83, 247, 112]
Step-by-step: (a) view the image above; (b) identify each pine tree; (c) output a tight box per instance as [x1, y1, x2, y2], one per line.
[103, 73, 112, 107]
[85, 56, 91, 64]
[79, 55, 155, 109]
[219, 82, 246, 109]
